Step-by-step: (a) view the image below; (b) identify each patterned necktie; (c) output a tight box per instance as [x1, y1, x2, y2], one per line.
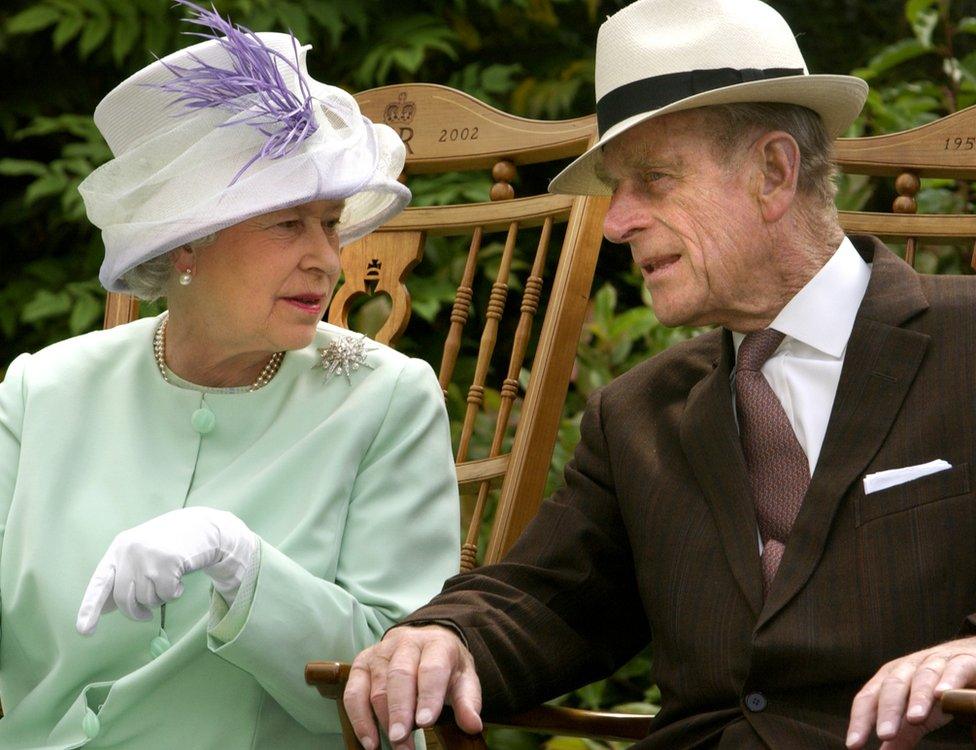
[735, 329, 810, 598]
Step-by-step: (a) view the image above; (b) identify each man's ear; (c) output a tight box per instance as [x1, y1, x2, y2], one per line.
[752, 131, 800, 223]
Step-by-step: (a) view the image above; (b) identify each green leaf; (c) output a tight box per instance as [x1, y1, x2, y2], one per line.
[912, 8, 939, 47]
[24, 173, 69, 205]
[21, 289, 72, 323]
[544, 738, 590, 750]
[0, 159, 48, 177]
[857, 39, 931, 79]
[78, 13, 111, 58]
[52, 12, 85, 50]
[275, 2, 311, 41]
[608, 307, 657, 339]
[112, 17, 140, 65]
[591, 283, 617, 327]
[610, 701, 658, 715]
[306, 1, 346, 47]
[481, 63, 523, 94]
[69, 293, 103, 333]
[905, 0, 939, 24]
[6, 5, 61, 34]
[959, 17, 976, 35]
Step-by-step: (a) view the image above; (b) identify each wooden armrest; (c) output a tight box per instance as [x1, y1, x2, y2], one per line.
[307, 661, 652, 747]
[306, 661, 350, 700]
[942, 689, 976, 725]
[491, 704, 652, 741]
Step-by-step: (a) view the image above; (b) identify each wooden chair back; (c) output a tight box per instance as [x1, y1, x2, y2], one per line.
[833, 105, 976, 266]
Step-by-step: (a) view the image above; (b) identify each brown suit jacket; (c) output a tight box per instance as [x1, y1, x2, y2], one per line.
[405, 236, 976, 748]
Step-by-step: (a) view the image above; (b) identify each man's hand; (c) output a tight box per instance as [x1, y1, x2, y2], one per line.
[846, 636, 976, 749]
[344, 624, 483, 750]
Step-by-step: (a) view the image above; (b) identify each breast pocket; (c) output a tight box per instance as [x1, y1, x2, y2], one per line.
[856, 462, 971, 526]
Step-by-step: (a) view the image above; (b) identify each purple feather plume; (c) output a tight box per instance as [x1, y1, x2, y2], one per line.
[151, 0, 318, 184]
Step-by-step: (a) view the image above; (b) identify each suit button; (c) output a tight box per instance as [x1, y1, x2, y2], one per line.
[191, 407, 216, 434]
[744, 692, 767, 712]
[82, 708, 101, 739]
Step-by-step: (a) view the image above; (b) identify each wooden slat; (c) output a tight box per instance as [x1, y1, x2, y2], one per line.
[835, 106, 976, 178]
[455, 454, 510, 488]
[103, 292, 140, 328]
[838, 211, 976, 241]
[328, 231, 425, 346]
[378, 194, 574, 236]
[354, 84, 595, 173]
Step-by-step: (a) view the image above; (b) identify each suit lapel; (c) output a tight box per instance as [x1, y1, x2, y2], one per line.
[757, 237, 931, 629]
[680, 331, 764, 616]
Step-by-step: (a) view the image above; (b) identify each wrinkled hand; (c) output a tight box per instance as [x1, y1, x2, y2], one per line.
[76, 506, 258, 635]
[344, 624, 483, 750]
[846, 636, 976, 749]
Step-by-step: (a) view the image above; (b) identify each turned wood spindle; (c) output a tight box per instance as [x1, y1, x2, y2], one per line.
[438, 228, 483, 396]
[459, 543, 479, 573]
[893, 171, 920, 214]
[490, 160, 517, 201]
[893, 172, 920, 267]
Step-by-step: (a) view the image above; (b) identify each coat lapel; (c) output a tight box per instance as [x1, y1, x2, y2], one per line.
[757, 237, 931, 629]
[680, 331, 764, 616]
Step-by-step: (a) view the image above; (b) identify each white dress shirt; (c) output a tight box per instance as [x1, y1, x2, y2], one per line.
[731, 237, 871, 476]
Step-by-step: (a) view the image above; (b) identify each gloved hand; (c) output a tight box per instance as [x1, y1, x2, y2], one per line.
[76, 506, 259, 636]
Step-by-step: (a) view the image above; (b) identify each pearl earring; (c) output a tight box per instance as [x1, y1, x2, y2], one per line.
[179, 269, 193, 286]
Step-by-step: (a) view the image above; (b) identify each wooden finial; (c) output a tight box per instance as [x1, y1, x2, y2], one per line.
[490, 159, 517, 201]
[893, 171, 921, 214]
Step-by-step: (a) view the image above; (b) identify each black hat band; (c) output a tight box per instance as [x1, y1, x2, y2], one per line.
[596, 67, 804, 136]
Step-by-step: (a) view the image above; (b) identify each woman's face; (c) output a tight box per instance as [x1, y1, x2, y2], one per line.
[173, 199, 345, 354]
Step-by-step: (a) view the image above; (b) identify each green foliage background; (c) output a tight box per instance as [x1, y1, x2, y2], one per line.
[2, 0, 976, 746]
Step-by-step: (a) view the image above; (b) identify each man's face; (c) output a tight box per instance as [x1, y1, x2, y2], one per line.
[600, 110, 774, 329]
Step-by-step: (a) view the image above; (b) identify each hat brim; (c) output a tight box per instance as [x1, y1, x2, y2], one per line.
[548, 74, 868, 195]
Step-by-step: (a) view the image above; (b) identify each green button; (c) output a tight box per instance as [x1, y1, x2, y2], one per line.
[191, 407, 216, 435]
[82, 708, 100, 739]
[150, 633, 171, 658]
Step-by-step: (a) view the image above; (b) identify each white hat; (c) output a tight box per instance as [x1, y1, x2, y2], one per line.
[549, 0, 869, 195]
[80, 4, 409, 293]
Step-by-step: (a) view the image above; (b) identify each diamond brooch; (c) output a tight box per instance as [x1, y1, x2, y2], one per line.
[317, 334, 376, 384]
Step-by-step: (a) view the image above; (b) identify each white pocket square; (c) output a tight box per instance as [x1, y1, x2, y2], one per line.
[863, 459, 952, 495]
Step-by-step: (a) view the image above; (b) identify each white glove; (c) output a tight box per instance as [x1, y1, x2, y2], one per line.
[76, 506, 259, 636]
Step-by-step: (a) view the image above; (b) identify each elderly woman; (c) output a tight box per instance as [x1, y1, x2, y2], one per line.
[0, 4, 459, 748]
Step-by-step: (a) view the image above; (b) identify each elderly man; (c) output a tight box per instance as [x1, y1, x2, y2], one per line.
[345, 1, 976, 747]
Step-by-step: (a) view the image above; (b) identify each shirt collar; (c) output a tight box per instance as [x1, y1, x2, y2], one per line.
[731, 236, 871, 359]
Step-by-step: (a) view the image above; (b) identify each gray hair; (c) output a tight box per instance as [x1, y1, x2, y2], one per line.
[695, 102, 838, 210]
[121, 232, 218, 301]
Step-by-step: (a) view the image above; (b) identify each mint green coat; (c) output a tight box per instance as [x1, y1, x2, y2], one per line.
[0, 316, 460, 749]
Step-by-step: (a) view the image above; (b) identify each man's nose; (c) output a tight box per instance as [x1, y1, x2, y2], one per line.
[603, 188, 645, 245]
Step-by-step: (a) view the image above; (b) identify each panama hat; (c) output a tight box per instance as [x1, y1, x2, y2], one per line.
[549, 0, 868, 195]
[80, 1, 410, 293]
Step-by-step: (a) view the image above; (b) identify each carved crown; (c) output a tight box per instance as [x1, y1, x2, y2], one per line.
[383, 92, 416, 125]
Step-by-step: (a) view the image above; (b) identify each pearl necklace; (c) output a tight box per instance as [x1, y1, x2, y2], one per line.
[153, 315, 284, 392]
